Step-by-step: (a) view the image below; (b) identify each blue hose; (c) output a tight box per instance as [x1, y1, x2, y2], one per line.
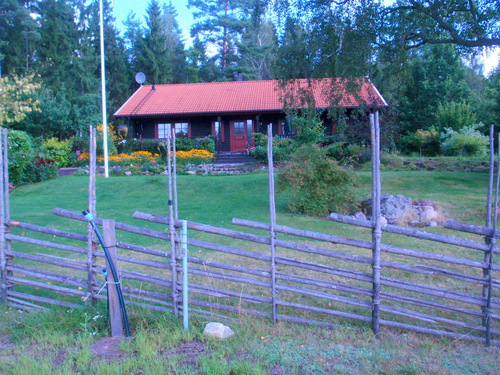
[83, 210, 131, 336]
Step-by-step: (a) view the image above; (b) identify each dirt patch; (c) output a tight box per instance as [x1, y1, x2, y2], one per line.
[162, 339, 205, 364]
[91, 336, 130, 358]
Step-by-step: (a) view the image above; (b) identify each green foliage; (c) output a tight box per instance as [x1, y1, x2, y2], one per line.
[440, 123, 489, 156]
[436, 101, 477, 132]
[326, 142, 371, 166]
[399, 128, 441, 156]
[175, 137, 196, 151]
[397, 45, 472, 135]
[20, 157, 59, 184]
[7, 130, 60, 186]
[7, 130, 34, 186]
[250, 133, 296, 163]
[289, 109, 324, 145]
[42, 137, 74, 167]
[0, 75, 41, 126]
[277, 144, 358, 216]
[194, 137, 215, 154]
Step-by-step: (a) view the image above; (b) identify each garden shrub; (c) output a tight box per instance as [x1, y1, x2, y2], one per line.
[194, 137, 215, 153]
[277, 144, 358, 216]
[326, 142, 370, 167]
[250, 133, 296, 163]
[8, 129, 34, 186]
[42, 137, 74, 167]
[175, 137, 196, 151]
[21, 157, 59, 183]
[440, 123, 488, 156]
[399, 128, 440, 156]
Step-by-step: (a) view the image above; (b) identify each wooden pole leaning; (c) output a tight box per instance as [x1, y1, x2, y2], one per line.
[370, 111, 382, 337]
[267, 124, 278, 324]
[102, 219, 124, 337]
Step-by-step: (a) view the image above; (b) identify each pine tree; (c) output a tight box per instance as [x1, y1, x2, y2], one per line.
[135, 0, 172, 84]
[0, 0, 40, 76]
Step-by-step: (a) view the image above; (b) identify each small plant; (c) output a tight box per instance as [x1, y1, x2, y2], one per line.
[42, 137, 74, 167]
[277, 144, 358, 216]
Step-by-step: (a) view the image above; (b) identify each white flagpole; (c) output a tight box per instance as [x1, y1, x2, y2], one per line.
[100, 0, 109, 178]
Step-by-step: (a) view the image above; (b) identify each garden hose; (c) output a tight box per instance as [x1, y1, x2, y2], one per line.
[83, 210, 131, 336]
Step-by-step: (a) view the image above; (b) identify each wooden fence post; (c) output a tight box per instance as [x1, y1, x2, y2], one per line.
[2, 130, 12, 290]
[483, 125, 495, 327]
[0, 131, 5, 304]
[370, 111, 382, 337]
[103, 219, 124, 337]
[167, 131, 179, 317]
[485, 134, 500, 346]
[87, 126, 97, 305]
[267, 124, 278, 324]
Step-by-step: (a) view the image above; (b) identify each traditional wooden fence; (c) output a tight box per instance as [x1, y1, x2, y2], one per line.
[0, 120, 499, 346]
[2, 206, 499, 346]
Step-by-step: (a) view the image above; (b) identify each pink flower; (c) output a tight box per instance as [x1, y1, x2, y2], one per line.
[151, 160, 157, 164]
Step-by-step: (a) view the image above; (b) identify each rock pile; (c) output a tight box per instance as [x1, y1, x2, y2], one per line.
[356, 194, 446, 227]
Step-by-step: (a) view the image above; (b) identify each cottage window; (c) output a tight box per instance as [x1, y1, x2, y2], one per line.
[157, 123, 190, 138]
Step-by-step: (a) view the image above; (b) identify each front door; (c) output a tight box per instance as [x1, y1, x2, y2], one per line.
[230, 120, 253, 151]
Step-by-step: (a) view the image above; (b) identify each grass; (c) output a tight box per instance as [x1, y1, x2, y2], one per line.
[1, 169, 499, 373]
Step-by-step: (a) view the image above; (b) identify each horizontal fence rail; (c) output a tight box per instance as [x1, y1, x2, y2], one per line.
[0, 207, 498, 346]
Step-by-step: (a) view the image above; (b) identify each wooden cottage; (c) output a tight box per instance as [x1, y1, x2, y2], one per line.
[114, 78, 387, 152]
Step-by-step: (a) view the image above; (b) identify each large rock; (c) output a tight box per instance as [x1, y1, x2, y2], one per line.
[203, 322, 234, 339]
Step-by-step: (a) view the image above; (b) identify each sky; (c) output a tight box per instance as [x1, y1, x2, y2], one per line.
[112, 0, 194, 43]
[111, 0, 499, 76]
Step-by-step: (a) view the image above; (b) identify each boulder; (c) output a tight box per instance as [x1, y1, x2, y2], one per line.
[353, 212, 367, 221]
[362, 194, 416, 225]
[203, 322, 235, 339]
[361, 194, 446, 227]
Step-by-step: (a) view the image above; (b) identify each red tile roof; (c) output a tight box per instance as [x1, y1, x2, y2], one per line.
[114, 78, 387, 118]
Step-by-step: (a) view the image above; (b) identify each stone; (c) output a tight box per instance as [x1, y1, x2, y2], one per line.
[203, 322, 235, 339]
[353, 212, 367, 221]
[420, 206, 439, 222]
[426, 221, 439, 227]
[380, 216, 388, 225]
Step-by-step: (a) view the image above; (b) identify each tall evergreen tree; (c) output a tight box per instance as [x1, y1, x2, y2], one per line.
[36, 0, 80, 94]
[135, 0, 172, 84]
[0, 0, 40, 76]
[236, 1, 277, 80]
[162, 2, 188, 83]
[188, 0, 249, 80]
